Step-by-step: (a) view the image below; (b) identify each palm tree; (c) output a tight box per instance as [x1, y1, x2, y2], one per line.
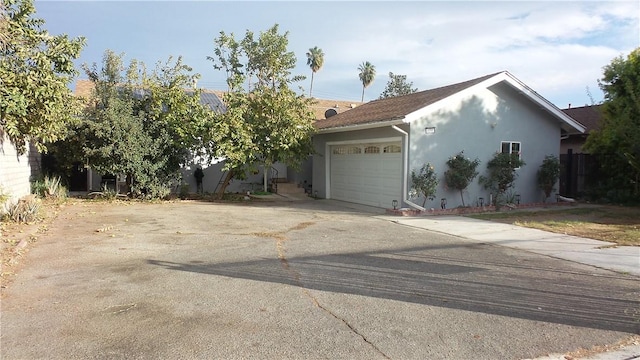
[306, 46, 324, 97]
[358, 61, 376, 102]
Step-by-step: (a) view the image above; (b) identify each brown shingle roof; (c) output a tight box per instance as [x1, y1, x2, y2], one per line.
[315, 72, 501, 130]
[561, 105, 602, 133]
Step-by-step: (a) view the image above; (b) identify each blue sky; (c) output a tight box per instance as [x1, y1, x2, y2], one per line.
[35, 1, 639, 108]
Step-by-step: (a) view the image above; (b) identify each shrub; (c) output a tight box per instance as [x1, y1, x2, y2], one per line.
[444, 152, 480, 206]
[5, 195, 42, 223]
[410, 163, 439, 207]
[479, 152, 525, 206]
[179, 183, 190, 200]
[537, 155, 560, 202]
[31, 175, 67, 199]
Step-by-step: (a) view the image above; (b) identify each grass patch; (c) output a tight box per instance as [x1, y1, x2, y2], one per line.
[468, 205, 640, 246]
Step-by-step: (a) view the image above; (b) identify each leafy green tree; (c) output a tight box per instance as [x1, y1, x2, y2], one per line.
[208, 24, 316, 195]
[306, 46, 324, 98]
[358, 61, 376, 102]
[67, 50, 214, 198]
[584, 47, 640, 199]
[444, 152, 480, 206]
[379, 72, 418, 99]
[479, 153, 525, 206]
[0, 0, 85, 154]
[537, 155, 560, 202]
[410, 163, 439, 207]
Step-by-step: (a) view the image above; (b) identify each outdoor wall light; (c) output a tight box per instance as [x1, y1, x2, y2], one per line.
[440, 198, 447, 209]
[478, 197, 484, 207]
[425, 127, 436, 135]
[515, 194, 521, 204]
[392, 200, 398, 210]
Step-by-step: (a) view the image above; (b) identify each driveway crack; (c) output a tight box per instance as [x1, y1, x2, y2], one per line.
[303, 289, 391, 359]
[262, 221, 390, 359]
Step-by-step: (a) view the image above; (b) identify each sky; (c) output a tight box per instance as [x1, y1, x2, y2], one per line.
[34, 1, 640, 109]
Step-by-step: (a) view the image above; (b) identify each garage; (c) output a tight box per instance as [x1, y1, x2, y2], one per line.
[329, 142, 402, 208]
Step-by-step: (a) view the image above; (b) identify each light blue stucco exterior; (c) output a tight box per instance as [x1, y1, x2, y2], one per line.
[313, 78, 575, 209]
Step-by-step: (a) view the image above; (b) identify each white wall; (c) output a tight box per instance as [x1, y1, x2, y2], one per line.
[1, 135, 40, 210]
[409, 82, 562, 208]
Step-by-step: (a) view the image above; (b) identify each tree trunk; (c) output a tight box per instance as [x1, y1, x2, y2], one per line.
[216, 170, 235, 200]
[309, 72, 314, 97]
[263, 165, 268, 193]
[459, 190, 465, 206]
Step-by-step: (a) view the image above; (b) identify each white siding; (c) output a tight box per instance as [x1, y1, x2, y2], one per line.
[1, 135, 40, 210]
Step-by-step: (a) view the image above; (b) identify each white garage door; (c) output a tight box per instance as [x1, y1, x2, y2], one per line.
[330, 142, 402, 208]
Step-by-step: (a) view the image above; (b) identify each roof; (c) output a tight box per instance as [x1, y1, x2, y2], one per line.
[561, 105, 602, 133]
[74, 79, 358, 120]
[315, 72, 500, 130]
[74, 79, 226, 112]
[315, 71, 586, 134]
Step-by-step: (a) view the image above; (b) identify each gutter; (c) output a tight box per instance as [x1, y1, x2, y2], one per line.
[316, 118, 405, 134]
[391, 125, 426, 211]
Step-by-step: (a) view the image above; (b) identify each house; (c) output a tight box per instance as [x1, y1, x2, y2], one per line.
[561, 104, 602, 154]
[1, 134, 41, 211]
[559, 104, 603, 198]
[311, 71, 586, 209]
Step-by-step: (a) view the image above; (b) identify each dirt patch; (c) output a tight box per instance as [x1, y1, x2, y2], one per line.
[469, 205, 640, 246]
[1, 199, 70, 288]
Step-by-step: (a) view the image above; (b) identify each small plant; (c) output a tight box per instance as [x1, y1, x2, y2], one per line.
[100, 184, 119, 201]
[410, 163, 439, 207]
[31, 175, 67, 199]
[179, 183, 190, 200]
[444, 152, 480, 206]
[0, 186, 9, 217]
[5, 195, 42, 223]
[537, 155, 560, 202]
[479, 152, 525, 207]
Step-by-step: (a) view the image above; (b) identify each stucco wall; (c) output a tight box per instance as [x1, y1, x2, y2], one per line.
[409, 82, 561, 208]
[1, 135, 41, 210]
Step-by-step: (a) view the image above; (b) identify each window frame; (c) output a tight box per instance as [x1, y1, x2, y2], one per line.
[500, 141, 522, 168]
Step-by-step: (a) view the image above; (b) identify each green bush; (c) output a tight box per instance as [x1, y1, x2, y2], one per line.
[410, 163, 439, 207]
[444, 152, 480, 206]
[537, 155, 560, 202]
[479, 153, 525, 206]
[31, 175, 67, 199]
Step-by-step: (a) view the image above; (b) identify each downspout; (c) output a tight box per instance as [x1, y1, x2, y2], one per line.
[391, 125, 426, 211]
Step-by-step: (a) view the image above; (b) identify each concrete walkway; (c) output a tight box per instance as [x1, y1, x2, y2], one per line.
[375, 213, 640, 360]
[377, 215, 640, 277]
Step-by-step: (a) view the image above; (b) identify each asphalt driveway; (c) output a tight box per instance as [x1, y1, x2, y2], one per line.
[1, 199, 638, 359]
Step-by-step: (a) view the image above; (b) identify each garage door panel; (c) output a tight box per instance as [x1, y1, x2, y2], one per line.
[330, 142, 402, 208]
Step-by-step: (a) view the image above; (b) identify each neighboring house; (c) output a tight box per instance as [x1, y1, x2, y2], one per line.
[73, 79, 359, 194]
[559, 104, 603, 198]
[0, 133, 41, 210]
[312, 71, 586, 209]
[560, 104, 602, 154]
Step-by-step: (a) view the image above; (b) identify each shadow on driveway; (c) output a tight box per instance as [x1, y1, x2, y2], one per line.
[148, 242, 640, 334]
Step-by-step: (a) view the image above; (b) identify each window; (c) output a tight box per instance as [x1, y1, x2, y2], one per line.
[501, 141, 521, 158]
[364, 146, 380, 154]
[501, 141, 522, 168]
[383, 145, 401, 153]
[332, 147, 346, 155]
[347, 146, 362, 154]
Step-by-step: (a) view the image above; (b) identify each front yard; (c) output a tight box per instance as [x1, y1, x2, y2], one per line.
[468, 205, 640, 246]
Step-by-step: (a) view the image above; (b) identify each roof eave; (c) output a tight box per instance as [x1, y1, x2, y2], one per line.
[315, 118, 405, 134]
[499, 72, 587, 134]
